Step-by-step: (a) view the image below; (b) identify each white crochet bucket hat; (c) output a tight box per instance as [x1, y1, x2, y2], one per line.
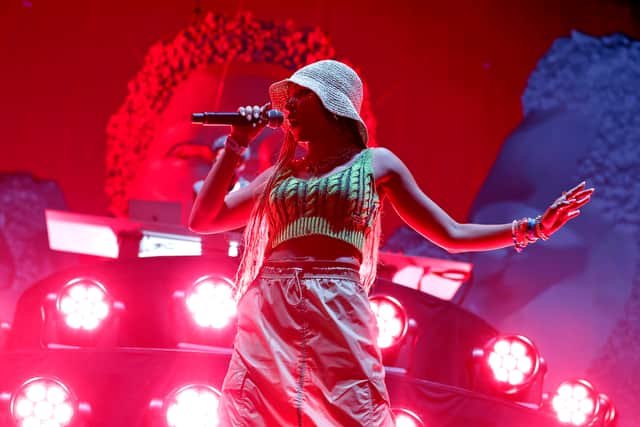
[269, 59, 368, 147]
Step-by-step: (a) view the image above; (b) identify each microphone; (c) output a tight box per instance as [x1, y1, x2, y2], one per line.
[191, 109, 284, 128]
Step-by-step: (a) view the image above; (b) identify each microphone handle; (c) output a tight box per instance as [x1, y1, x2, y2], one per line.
[191, 110, 284, 128]
[191, 112, 249, 126]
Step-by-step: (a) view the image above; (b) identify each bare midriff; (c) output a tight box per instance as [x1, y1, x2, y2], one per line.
[264, 235, 362, 266]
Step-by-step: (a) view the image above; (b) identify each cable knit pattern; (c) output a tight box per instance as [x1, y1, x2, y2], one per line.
[267, 148, 379, 254]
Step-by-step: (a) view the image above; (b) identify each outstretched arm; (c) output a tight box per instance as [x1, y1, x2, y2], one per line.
[373, 147, 593, 253]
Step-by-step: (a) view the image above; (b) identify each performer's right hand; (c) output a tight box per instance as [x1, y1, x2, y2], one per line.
[230, 102, 271, 146]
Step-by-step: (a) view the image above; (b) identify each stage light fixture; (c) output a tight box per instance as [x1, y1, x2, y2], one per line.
[6, 376, 91, 427]
[369, 295, 409, 349]
[368, 293, 420, 375]
[185, 275, 237, 329]
[172, 274, 237, 351]
[550, 379, 617, 426]
[148, 384, 221, 427]
[471, 334, 546, 406]
[58, 280, 110, 330]
[41, 278, 125, 348]
[392, 407, 425, 427]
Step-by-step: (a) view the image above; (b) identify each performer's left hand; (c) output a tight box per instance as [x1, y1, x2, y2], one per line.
[540, 181, 595, 237]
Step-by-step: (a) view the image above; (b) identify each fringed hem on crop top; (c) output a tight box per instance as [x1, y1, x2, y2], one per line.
[267, 148, 380, 254]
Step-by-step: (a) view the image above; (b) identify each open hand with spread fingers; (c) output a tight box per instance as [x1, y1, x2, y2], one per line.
[539, 181, 595, 238]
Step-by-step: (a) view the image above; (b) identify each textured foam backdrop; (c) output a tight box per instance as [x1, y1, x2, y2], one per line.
[384, 31, 640, 426]
[0, 174, 78, 323]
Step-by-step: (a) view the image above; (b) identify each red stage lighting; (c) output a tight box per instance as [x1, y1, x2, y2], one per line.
[57, 279, 111, 330]
[148, 384, 221, 427]
[369, 295, 409, 349]
[42, 278, 125, 348]
[184, 275, 236, 329]
[7, 377, 91, 427]
[172, 274, 237, 351]
[392, 407, 425, 427]
[550, 379, 617, 426]
[472, 335, 547, 405]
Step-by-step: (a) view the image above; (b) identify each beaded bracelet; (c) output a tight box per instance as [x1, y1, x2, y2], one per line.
[512, 215, 555, 252]
[224, 135, 248, 157]
[512, 217, 541, 253]
[512, 219, 528, 253]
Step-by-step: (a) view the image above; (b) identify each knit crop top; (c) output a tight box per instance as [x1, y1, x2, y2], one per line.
[267, 148, 380, 255]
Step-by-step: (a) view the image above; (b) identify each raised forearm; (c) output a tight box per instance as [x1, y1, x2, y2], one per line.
[188, 149, 242, 231]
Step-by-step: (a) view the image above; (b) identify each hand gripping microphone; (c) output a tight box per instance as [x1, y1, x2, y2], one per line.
[191, 109, 284, 128]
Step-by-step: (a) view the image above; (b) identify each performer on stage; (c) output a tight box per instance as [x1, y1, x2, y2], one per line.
[188, 59, 593, 426]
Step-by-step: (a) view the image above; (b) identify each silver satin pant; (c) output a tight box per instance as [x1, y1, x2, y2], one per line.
[218, 260, 395, 426]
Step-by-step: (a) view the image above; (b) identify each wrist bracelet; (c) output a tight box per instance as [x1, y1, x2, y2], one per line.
[512, 217, 541, 253]
[512, 219, 527, 253]
[224, 135, 248, 157]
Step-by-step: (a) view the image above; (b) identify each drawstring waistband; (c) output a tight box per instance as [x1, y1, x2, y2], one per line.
[290, 267, 304, 306]
[260, 260, 360, 278]
[262, 257, 360, 269]
[257, 260, 362, 305]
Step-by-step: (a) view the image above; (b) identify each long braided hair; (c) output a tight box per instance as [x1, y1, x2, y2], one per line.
[233, 118, 382, 301]
[233, 129, 297, 300]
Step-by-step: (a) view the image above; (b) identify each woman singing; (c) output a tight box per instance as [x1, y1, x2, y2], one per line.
[188, 59, 593, 426]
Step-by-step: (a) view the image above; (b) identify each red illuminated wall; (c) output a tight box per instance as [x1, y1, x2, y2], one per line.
[1, 0, 637, 236]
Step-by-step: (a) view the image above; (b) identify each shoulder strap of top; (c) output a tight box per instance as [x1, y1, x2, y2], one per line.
[361, 147, 374, 174]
